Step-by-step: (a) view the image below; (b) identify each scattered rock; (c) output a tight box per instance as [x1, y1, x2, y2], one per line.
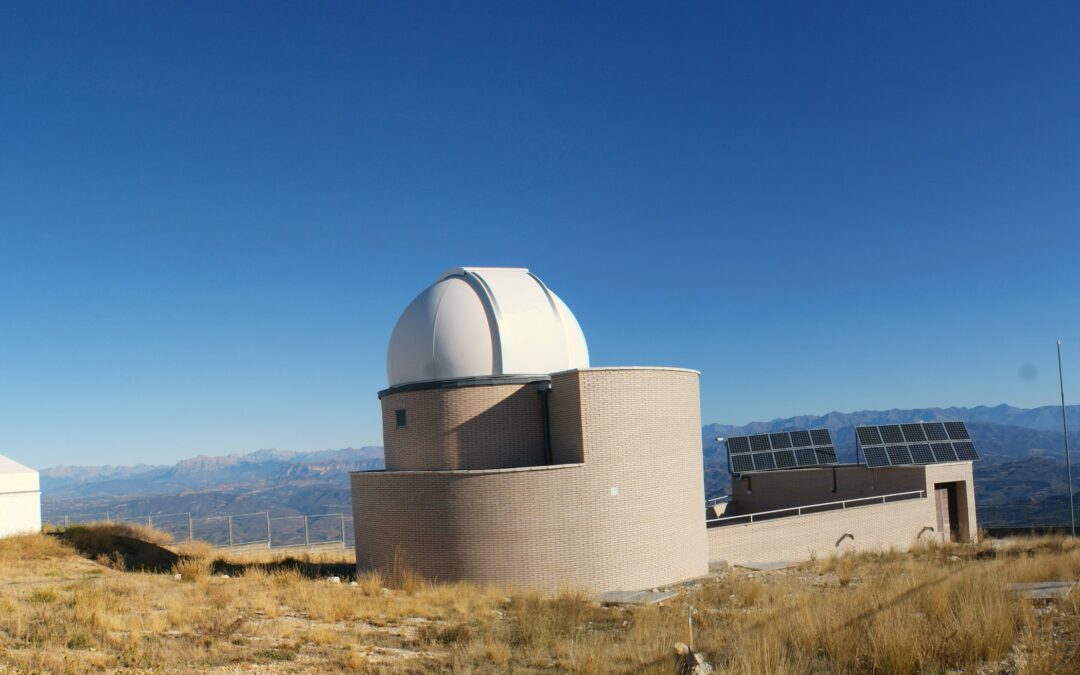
[173, 573, 182, 581]
[673, 643, 714, 674]
[350, 581, 358, 587]
[328, 576, 341, 584]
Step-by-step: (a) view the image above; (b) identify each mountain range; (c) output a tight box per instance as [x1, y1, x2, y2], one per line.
[39, 404, 1080, 528]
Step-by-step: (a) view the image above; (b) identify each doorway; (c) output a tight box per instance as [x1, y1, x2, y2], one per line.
[934, 482, 963, 543]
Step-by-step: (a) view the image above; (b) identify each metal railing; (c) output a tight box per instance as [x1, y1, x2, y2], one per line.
[42, 509, 355, 550]
[706, 489, 926, 527]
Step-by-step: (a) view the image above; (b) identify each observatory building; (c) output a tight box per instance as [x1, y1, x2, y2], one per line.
[351, 267, 708, 591]
[351, 267, 977, 592]
[0, 454, 41, 539]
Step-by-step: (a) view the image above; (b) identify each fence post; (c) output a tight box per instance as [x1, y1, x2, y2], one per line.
[304, 516, 309, 547]
[227, 516, 234, 547]
[339, 512, 346, 549]
[265, 512, 271, 549]
[187, 513, 193, 542]
[64, 515, 68, 528]
[148, 515, 153, 529]
[105, 511, 109, 522]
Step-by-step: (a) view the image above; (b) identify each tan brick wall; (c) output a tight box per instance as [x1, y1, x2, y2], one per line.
[922, 462, 978, 543]
[548, 370, 583, 464]
[708, 498, 935, 565]
[380, 383, 546, 471]
[353, 367, 708, 592]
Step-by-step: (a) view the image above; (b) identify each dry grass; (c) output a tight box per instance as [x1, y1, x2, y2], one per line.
[0, 532, 1077, 673]
[68, 521, 175, 547]
[0, 533, 73, 563]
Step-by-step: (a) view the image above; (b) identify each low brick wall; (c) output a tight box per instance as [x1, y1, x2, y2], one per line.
[708, 497, 935, 565]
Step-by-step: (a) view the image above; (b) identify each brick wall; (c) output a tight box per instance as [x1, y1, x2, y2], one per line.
[708, 497, 934, 565]
[380, 383, 546, 471]
[352, 367, 708, 592]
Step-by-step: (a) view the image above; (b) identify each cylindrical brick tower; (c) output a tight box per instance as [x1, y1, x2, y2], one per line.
[351, 268, 708, 592]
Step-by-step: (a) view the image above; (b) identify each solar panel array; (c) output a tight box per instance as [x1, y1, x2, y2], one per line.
[725, 428, 838, 474]
[856, 421, 980, 468]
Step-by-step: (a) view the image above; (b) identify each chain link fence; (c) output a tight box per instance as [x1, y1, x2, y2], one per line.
[42, 510, 354, 550]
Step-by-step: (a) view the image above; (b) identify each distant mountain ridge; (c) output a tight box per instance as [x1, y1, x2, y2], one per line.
[702, 403, 1080, 440]
[40, 447, 384, 517]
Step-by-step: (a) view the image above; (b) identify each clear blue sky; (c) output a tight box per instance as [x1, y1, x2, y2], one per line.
[2, 2, 1078, 468]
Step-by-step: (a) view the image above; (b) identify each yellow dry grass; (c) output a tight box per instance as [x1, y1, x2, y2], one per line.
[0, 532, 1076, 673]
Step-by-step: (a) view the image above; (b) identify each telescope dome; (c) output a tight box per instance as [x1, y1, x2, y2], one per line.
[386, 267, 589, 387]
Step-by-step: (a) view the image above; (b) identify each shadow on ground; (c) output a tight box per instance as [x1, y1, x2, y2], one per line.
[54, 530, 179, 572]
[211, 559, 356, 580]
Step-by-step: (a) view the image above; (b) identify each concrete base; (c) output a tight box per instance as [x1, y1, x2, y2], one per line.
[1006, 580, 1078, 600]
[600, 590, 678, 606]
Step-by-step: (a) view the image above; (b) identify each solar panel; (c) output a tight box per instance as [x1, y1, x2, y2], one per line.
[901, 423, 927, 442]
[923, 422, 949, 441]
[945, 422, 970, 440]
[730, 453, 754, 473]
[790, 430, 812, 446]
[886, 444, 913, 465]
[880, 425, 905, 444]
[909, 443, 935, 464]
[728, 436, 751, 453]
[770, 432, 792, 449]
[774, 449, 797, 468]
[857, 427, 882, 446]
[863, 446, 890, 468]
[815, 446, 838, 463]
[725, 427, 837, 473]
[855, 421, 979, 468]
[931, 442, 957, 462]
[953, 441, 979, 461]
[752, 452, 776, 471]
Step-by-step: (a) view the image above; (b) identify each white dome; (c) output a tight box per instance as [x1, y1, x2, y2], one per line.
[386, 267, 589, 387]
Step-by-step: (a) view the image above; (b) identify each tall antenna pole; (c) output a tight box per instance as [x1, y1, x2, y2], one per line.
[1057, 340, 1076, 537]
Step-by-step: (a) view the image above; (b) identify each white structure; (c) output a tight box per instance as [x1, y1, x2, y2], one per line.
[0, 454, 41, 538]
[386, 267, 589, 387]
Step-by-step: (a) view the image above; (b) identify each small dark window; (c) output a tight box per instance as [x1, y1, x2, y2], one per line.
[395, 409, 407, 428]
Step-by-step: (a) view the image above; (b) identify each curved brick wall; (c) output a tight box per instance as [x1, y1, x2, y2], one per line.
[380, 382, 547, 471]
[353, 368, 708, 592]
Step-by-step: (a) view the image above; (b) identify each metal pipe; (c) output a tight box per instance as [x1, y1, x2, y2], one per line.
[1058, 340, 1076, 537]
[538, 381, 553, 464]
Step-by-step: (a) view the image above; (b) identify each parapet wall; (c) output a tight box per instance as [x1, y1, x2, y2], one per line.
[708, 497, 934, 565]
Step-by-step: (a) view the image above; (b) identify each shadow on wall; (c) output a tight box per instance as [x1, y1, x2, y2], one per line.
[448, 386, 548, 470]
